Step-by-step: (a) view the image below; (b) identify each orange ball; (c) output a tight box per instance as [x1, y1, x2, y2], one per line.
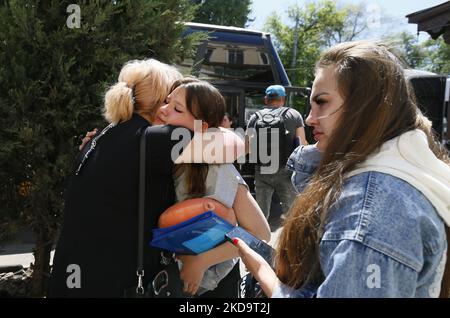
[158, 197, 237, 228]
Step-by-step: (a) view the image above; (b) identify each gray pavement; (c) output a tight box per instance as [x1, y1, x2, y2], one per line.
[0, 229, 54, 269]
[0, 247, 55, 269]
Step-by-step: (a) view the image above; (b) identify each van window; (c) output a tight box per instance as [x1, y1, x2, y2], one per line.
[179, 41, 275, 83]
[244, 90, 265, 123]
[228, 49, 244, 65]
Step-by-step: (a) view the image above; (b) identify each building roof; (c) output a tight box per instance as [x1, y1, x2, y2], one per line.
[406, 1, 450, 43]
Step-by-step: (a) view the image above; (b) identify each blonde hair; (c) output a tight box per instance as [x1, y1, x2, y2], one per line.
[103, 59, 182, 125]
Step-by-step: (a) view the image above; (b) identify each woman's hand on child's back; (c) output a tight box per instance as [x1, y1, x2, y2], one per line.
[79, 128, 97, 151]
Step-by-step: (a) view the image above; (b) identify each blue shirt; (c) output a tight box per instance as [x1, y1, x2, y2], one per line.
[274, 145, 447, 298]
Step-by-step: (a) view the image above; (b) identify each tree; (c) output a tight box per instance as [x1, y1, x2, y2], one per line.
[421, 38, 450, 75]
[262, 1, 370, 114]
[265, 1, 345, 87]
[0, 0, 199, 297]
[323, 3, 370, 47]
[191, 0, 253, 27]
[384, 32, 426, 69]
[384, 32, 450, 76]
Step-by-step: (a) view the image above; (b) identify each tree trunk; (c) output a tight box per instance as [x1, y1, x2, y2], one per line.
[30, 228, 53, 297]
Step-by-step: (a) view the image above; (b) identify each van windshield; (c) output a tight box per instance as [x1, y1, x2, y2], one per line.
[179, 41, 275, 83]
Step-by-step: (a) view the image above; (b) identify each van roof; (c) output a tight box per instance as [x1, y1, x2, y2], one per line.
[182, 22, 291, 86]
[185, 22, 269, 36]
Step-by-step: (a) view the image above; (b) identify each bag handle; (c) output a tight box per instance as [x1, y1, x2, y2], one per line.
[136, 126, 149, 295]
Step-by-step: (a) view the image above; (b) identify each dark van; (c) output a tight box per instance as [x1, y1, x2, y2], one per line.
[177, 22, 310, 196]
[178, 22, 310, 128]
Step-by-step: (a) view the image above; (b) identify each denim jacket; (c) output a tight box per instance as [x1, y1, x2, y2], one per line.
[275, 145, 447, 298]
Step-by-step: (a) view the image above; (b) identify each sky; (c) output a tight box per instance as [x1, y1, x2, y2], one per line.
[247, 0, 446, 42]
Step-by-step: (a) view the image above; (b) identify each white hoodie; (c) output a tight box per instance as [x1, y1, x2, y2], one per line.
[346, 129, 450, 226]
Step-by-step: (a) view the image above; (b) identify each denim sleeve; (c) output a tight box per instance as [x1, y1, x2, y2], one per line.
[317, 239, 419, 298]
[286, 144, 322, 193]
[270, 239, 420, 298]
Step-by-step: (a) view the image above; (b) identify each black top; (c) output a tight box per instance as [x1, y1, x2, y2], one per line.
[48, 114, 188, 297]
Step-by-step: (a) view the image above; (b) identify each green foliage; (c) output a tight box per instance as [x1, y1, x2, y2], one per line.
[191, 0, 253, 27]
[322, 3, 369, 47]
[265, 0, 349, 114]
[421, 38, 450, 75]
[384, 32, 426, 69]
[385, 32, 450, 76]
[262, 0, 449, 113]
[0, 0, 198, 294]
[265, 0, 359, 88]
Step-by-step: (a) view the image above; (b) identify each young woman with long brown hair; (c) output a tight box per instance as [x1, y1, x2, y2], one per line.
[156, 78, 270, 297]
[233, 41, 450, 297]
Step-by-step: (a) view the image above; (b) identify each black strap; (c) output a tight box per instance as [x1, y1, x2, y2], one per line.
[254, 106, 290, 123]
[136, 126, 148, 294]
[277, 106, 290, 118]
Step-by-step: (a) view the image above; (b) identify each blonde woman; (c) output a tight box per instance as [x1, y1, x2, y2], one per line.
[48, 59, 248, 297]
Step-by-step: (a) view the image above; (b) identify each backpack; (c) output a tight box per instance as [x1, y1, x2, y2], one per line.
[251, 107, 294, 167]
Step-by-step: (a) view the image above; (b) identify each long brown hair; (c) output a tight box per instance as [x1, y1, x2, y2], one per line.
[275, 41, 450, 296]
[171, 78, 226, 197]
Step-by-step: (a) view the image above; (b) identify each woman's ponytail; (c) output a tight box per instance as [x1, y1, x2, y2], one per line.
[103, 82, 134, 125]
[103, 59, 181, 125]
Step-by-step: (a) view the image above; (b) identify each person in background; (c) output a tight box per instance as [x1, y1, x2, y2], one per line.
[246, 84, 307, 220]
[220, 112, 233, 129]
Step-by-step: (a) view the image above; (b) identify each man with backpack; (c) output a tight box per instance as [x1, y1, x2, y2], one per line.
[246, 85, 307, 220]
